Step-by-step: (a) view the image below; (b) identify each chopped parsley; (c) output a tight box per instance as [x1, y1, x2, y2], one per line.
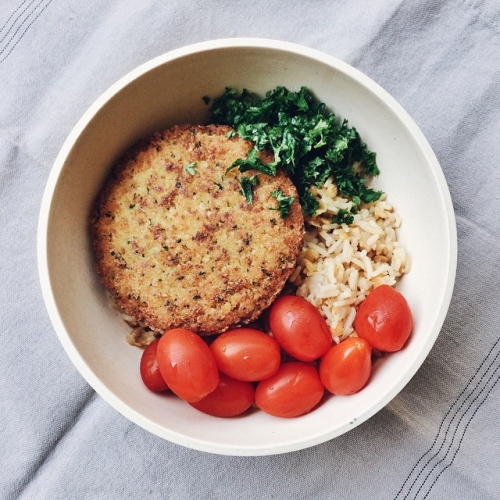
[184, 161, 197, 175]
[240, 174, 260, 203]
[208, 86, 382, 220]
[331, 207, 355, 225]
[270, 189, 295, 219]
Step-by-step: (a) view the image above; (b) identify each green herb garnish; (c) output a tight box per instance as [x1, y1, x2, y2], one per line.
[226, 149, 277, 177]
[185, 161, 197, 175]
[240, 174, 260, 203]
[332, 208, 355, 225]
[209, 86, 382, 219]
[270, 189, 295, 219]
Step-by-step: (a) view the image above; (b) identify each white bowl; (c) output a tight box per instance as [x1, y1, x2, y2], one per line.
[37, 38, 457, 456]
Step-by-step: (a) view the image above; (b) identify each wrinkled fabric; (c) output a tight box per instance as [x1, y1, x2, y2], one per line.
[1, 1, 499, 499]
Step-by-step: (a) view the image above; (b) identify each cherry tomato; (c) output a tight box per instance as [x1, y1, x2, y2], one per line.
[139, 338, 169, 392]
[354, 285, 413, 352]
[255, 362, 324, 418]
[268, 295, 332, 362]
[210, 328, 281, 381]
[319, 337, 372, 395]
[189, 372, 255, 417]
[156, 328, 219, 403]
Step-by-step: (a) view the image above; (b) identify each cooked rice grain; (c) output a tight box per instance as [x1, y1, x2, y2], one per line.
[291, 177, 410, 343]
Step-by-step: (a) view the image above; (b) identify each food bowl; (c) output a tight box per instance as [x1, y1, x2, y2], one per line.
[37, 38, 457, 456]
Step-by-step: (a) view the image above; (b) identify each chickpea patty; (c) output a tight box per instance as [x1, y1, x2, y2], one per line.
[90, 124, 304, 336]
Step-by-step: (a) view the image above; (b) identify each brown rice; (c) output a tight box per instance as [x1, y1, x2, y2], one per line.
[289, 176, 410, 344]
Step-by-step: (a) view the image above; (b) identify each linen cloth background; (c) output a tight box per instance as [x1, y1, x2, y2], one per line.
[1, 1, 499, 499]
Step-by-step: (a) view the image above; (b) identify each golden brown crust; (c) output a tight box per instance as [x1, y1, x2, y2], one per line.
[90, 124, 304, 336]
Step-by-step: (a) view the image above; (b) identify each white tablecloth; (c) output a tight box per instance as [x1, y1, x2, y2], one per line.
[1, 1, 499, 498]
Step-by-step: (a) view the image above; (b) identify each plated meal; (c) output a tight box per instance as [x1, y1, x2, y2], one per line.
[90, 85, 413, 418]
[39, 38, 455, 454]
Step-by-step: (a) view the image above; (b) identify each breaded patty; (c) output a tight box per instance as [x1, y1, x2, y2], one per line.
[90, 124, 304, 336]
